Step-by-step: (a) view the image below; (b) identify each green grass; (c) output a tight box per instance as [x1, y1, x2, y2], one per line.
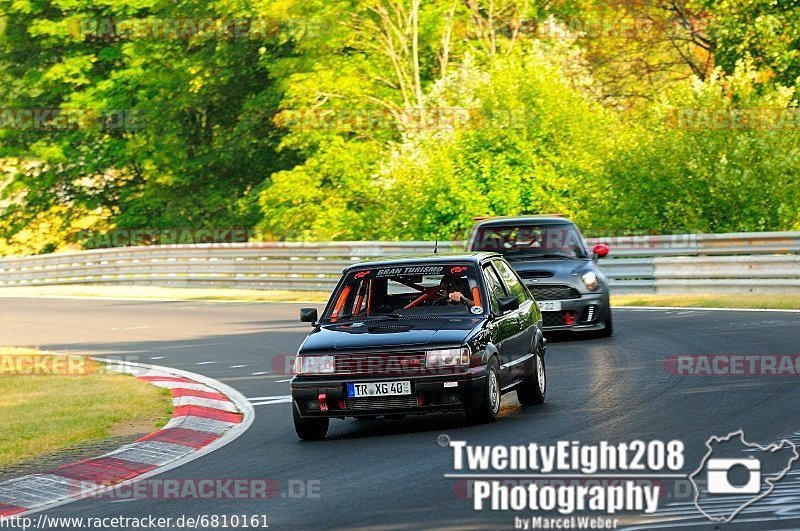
[0, 348, 173, 468]
[612, 293, 800, 310]
[0, 285, 332, 303]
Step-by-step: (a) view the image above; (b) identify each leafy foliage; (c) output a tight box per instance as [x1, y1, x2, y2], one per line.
[1, 0, 799, 253]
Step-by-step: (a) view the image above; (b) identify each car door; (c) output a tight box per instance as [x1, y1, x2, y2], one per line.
[481, 262, 518, 387]
[492, 259, 535, 382]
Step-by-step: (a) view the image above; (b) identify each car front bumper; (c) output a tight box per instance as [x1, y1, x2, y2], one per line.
[291, 369, 486, 419]
[535, 290, 610, 332]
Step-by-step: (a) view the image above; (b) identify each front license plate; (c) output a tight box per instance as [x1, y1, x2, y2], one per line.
[347, 381, 411, 398]
[537, 300, 562, 312]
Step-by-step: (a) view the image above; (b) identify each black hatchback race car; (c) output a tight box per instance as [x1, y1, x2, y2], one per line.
[291, 254, 546, 440]
[467, 217, 613, 337]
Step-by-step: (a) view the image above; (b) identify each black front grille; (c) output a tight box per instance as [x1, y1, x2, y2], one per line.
[528, 285, 581, 301]
[346, 396, 418, 410]
[518, 270, 554, 279]
[334, 353, 426, 376]
[366, 325, 414, 333]
[542, 311, 567, 327]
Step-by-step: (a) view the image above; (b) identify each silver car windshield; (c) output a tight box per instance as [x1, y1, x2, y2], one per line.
[472, 224, 588, 259]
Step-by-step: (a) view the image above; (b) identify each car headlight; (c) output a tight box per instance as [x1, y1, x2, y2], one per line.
[581, 271, 600, 291]
[293, 355, 335, 375]
[425, 348, 470, 368]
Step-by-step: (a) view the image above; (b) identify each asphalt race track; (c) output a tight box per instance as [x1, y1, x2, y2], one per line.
[2, 297, 799, 530]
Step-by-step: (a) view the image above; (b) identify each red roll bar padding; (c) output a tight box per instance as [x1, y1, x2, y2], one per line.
[404, 287, 441, 309]
[471, 287, 481, 308]
[330, 285, 352, 322]
[353, 283, 367, 316]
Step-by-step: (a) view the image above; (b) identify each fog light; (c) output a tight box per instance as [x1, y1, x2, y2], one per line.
[443, 394, 460, 404]
[306, 400, 319, 410]
[565, 311, 576, 326]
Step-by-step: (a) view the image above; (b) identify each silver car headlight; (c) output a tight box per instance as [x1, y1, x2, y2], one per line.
[293, 355, 335, 375]
[425, 348, 470, 368]
[581, 271, 600, 291]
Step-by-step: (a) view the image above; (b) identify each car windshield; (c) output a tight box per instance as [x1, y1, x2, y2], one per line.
[321, 263, 487, 322]
[471, 223, 588, 259]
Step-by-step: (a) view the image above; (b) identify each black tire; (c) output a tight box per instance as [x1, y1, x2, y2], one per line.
[597, 309, 613, 338]
[465, 357, 501, 425]
[293, 404, 329, 440]
[517, 344, 546, 405]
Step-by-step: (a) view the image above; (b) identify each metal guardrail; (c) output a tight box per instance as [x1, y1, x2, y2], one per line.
[652, 255, 800, 294]
[0, 232, 797, 294]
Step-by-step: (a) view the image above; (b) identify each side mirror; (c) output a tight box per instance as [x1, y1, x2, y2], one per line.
[498, 296, 520, 314]
[593, 244, 610, 259]
[300, 308, 318, 324]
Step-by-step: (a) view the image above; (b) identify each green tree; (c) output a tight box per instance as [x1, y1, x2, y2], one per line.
[600, 63, 800, 233]
[0, 0, 293, 252]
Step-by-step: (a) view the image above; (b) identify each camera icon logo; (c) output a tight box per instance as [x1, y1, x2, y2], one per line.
[706, 457, 761, 495]
[691, 430, 799, 523]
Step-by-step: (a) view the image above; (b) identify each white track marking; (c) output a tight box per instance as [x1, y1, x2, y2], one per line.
[276, 378, 292, 383]
[250, 397, 292, 406]
[145, 380, 219, 393]
[172, 396, 240, 412]
[247, 395, 292, 401]
[251, 371, 268, 375]
[615, 306, 800, 313]
[229, 364, 248, 368]
[248, 395, 292, 406]
[196, 361, 217, 365]
[163, 416, 236, 434]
